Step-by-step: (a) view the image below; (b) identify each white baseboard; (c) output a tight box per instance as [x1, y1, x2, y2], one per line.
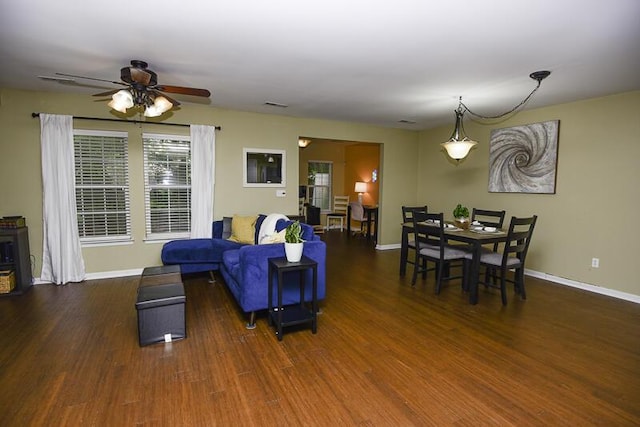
[34, 268, 143, 285]
[375, 243, 639, 304]
[34, 252, 640, 305]
[524, 269, 640, 304]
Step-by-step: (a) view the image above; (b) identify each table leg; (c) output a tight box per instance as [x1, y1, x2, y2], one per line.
[469, 242, 481, 305]
[277, 269, 284, 340]
[347, 205, 352, 238]
[366, 210, 372, 240]
[268, 264, 273, 326]
[312, 266, 318, 334]
[399, 226, 409, 276]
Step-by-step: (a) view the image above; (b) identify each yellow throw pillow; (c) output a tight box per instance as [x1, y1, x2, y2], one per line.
[227, 215, 258, 244]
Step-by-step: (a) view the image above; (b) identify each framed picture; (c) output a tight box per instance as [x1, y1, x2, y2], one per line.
[488, 120, 560, 194]
[243, 148, 286, 187]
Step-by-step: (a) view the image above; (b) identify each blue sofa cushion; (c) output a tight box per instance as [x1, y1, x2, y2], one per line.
[161, 237, 244, 265]
[222, 249, 241, 280]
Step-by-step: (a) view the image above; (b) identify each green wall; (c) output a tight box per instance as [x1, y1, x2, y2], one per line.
[1, 87, 637, 299]
[417, 90, 640, 296]
[0, 88, 418, 276]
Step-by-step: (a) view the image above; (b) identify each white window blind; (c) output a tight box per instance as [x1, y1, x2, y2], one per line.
[73, 130, 131, 243]
[143, 133, 191, 240]
[307, 161, 332, 211]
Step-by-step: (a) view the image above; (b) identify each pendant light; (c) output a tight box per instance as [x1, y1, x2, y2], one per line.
[441, 70, 551, 164]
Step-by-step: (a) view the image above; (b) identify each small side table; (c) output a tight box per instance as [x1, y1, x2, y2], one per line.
[268, 256, 318, 341]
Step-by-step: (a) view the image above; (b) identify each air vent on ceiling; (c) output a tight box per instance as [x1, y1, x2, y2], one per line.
[264, 101, 288, 108]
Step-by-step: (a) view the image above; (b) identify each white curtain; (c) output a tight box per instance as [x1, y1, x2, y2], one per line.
[39, 114, 86, 284]
[189, 125, 216, 238]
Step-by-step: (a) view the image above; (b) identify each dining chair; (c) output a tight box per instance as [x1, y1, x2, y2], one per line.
[325, 195, 349, 231]
[411, 211, 468, 293]
[464, 215, 538, 305]
[471, 208, 506, 230]
[401, 205, 428, 272]
[471, 208, 506, 283]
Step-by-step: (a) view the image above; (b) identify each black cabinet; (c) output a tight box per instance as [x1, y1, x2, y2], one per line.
[0, 227, 33, 296]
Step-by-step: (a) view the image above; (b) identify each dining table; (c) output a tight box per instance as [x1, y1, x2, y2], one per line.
[399, 221, 509, 304]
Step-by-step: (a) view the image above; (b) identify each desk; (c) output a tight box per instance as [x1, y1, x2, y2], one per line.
[267, 256, 318, 341]
[399, 222, 508, 304]
[347, 205, 378, 241]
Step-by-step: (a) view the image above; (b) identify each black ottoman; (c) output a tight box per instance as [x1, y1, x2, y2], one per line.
[140, 265, 182, 287]
[135, 282, 186, 346]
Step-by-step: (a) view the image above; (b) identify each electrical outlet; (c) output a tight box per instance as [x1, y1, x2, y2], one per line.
[591, 258, 599, 268]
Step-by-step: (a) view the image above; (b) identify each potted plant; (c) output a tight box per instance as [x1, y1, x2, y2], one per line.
[453, 204, 470, 229]
[284, 221, 304, 262]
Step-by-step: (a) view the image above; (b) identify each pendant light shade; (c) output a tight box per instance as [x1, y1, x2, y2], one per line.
[441, 108, 477, 162]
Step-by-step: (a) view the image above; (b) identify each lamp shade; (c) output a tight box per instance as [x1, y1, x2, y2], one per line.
[108, 90, 134, 113]
[441, 108, 477, 161]
[441, 138, 477, 160]
[354, 182, 367, 193]
[144, 95, 173, 117]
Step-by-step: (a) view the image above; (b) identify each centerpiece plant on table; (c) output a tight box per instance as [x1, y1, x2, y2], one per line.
[453, 204, 470, 229]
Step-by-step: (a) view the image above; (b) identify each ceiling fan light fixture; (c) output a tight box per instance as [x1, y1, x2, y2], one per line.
[144, 95, 173, 117]
[108, 89, 134, 113]
[143, 105, 162, 117]
[153, 96, 173, 113]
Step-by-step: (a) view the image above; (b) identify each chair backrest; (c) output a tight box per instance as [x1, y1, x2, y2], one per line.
[402, 205, 428, 223]
[502, 215, 538, 267]
[472, 208, 506, 228]
[349, 202, 365, 221]
[306, 205, 321, 225]
[412, 211, 445, 251]
[332, 196, 349, 214]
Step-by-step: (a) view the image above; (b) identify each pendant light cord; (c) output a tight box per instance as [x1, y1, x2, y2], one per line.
[459, 72, 547, 120]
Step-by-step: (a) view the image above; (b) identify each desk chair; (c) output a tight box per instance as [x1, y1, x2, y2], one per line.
[348, 202, 367, 236]
[325, 196, 349, 231]
[464, 215, 537, 305]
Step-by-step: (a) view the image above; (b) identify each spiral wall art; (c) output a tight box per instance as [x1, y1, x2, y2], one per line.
[488, 120, 559, 194]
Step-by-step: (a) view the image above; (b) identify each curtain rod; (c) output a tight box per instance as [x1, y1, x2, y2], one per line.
[31, 113, 221, 130]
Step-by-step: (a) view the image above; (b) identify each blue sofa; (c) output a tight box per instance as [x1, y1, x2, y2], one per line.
[161, 216, 326, 328]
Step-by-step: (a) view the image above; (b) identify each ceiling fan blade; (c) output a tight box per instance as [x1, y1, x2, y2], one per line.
[55, 72, 126, 86]
[155, 85, 211, 97]
[93, 89, 121, 97]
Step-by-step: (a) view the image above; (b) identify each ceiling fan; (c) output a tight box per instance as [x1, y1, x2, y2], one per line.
[56, 60, 211, 117]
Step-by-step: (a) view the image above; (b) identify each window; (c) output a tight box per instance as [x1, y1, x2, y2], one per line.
[307, 161, 332, 211]
[143, 133, 191, 240]
[73, 130, 131, 243]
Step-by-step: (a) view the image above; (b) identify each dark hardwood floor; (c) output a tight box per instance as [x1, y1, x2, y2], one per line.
[1, 232, 639, 426]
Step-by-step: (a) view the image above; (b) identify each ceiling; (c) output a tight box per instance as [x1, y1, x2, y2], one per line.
[1, 0, 639, 130]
